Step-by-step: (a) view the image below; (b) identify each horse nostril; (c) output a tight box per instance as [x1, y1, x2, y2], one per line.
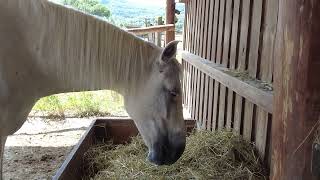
[147, 134, 186, 165]
[148, 150, 165, 165]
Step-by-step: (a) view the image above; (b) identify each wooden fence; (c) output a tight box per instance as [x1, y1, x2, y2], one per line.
[182, 0, 278, 171]
[127, 23, 175, 47]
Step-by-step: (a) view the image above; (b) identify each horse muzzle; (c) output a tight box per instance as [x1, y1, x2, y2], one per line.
[147, 133, 186, 165]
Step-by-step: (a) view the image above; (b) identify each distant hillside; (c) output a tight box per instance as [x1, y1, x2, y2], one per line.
[100, 0, 185, 32]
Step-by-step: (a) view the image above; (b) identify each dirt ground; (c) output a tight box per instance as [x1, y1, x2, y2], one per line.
[3, 117, 94, 180]
[2, 107, 191, 180]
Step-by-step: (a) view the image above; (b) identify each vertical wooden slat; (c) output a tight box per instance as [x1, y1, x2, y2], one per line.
[191, 67, 197, 119]
[194, 0, 201, 121]
[183, 4, 187, 51]
[211, 0, 225, 130]
[212, 0, 225, 130]
[187, 64, 192, 113]
[201, 0, 211, 129]
[182, 60, 186, 105]
[185, 1, 191, 113]
[255, 0, 279, 161]
[243, 0, 263, 141]
[195, 68, 201, 120]
[184, 2, 190, 51]
[189, 0, 197, 118]
[216, 0, 225, 63]
[207, 79, 215, 130]
[226, 0, 240, 130]
[206, 0, 215, 130]
[218, 0, 232, 130]
[233, 0, 251, 135]
[189, 0, 195, 53]
[198, 0, 206, 126]
[210, 0, 221, 130]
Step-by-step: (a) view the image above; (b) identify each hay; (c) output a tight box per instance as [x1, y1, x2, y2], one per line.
[84, 130, 266, 180]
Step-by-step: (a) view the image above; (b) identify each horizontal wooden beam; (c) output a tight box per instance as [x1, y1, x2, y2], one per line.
[182, 51, 273, 113]
[178, 0, 189, 3]
[127, 24, 175, 35]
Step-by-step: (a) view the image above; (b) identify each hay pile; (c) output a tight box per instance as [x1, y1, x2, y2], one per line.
[84, 130, 266, 180]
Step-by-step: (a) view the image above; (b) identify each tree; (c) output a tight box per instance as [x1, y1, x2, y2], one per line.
[62, 0, 111, 19]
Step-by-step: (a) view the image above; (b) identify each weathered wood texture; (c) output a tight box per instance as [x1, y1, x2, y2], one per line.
[53, 118, 196, 180]
[182, 0, 279, 172]
[271, 1, 320, 179]
[165, 0, 175, 44]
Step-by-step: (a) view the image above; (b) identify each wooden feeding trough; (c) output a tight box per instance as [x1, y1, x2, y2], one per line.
[52, 118, 196, 180]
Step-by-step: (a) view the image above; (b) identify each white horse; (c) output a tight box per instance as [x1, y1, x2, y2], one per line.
[0, 0, 185, 178]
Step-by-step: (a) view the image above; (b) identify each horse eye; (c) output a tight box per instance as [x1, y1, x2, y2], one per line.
[169, 91, 178, 97]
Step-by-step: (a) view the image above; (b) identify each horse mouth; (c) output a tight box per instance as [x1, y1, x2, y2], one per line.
[147, 134, 186, 165]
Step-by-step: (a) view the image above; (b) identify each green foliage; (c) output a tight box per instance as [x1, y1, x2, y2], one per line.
[32, 91, 127, 118]
[62, 0, 111, 19]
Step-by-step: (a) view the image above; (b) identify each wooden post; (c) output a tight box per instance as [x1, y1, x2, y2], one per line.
[165, 0, 175, 44]
[155, 17, 163, 47]
[271, 1, 320, 179]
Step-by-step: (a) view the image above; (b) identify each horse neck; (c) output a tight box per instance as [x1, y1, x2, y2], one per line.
[28, 1, 162, 96]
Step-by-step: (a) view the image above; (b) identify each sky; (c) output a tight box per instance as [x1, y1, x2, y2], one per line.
[127, 0, 165, 7]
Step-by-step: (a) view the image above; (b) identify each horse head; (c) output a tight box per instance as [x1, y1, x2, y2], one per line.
[124, 41, 185, 165]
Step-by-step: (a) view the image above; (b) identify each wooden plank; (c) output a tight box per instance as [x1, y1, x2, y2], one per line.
[198, 0, 205, 56]
[189, 0, 194, 52]
[182, 61, 185, 105]
[198, 0, 206, 126]
[201, 0, 211, 129]
[127, 24, 174, 35]
[271, 1, 320, 179]
[190, 0, 197, 119]
[247, 0, 263, 78]
[185, 2, 191, 51]
[165, 0, 175, 44]
[195, 69, 201, 121]
[205, 0, 215, 130]
[255, 0, 279, 161]
[194, 0, 201, 54]
[221, 0, 233, 67]
[182, 52, 273, 114]
[207, 79, 214, 130]
[233, 0, 251, 135]
[202, 0, 210, 58]
[206, 0, 215, 59]
[212, 82, 220, 130]
[188, 65, 192, 115]
[226, 0, 240, 130]
[191, 66, 197, 119]
[211, 0, 220, 62]
[183, 4, 187, 50]
[243, 0, 263, 141]
[259, 0, 278, 83]
[53, 120, 96, 180]
[212, 0, 225, 130]
[218, 0, 232, 130]
[184, 63, 188, 111]
[194, 0, 202, 121]
[202, 75, 209, 128]
[216, 0, 226, 63]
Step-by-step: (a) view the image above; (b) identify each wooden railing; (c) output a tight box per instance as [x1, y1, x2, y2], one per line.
[182, 52, 273, 114]
[127, 23, 175, 47]
[127, 24, 175, 35]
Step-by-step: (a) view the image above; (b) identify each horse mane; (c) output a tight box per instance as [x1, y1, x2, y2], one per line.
[14, 0, 162, 95]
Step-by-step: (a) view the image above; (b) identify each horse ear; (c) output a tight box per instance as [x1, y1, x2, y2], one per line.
[161, 40, 180, 62]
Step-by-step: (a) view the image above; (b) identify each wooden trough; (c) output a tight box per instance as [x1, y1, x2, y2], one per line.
[52, 118, 196, 180]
